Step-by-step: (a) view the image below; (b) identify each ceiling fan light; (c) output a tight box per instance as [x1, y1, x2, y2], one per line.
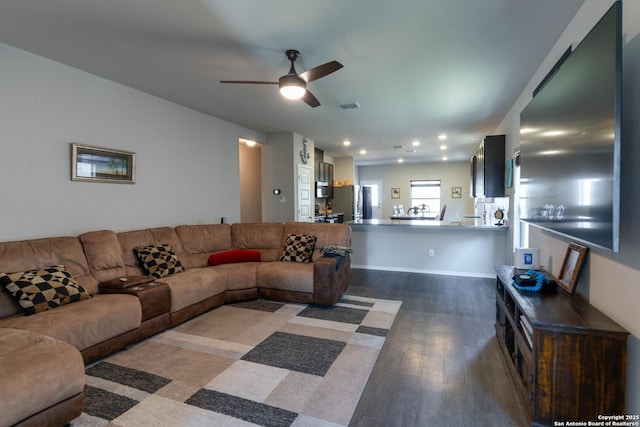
[280, 84, 306, 100]
[279, 75, 306, 100]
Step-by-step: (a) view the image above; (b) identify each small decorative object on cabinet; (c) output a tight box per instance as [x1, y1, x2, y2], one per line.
[558, 242, 588, 295]
[494, 265, 628, 426]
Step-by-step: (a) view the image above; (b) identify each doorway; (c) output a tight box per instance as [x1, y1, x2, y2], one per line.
[239, 138, 262, 223]
[360, 180, 382, 219]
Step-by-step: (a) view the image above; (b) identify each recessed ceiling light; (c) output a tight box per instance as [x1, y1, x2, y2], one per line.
[412, 140, 420, 147]
[520, 128, 537, 134]
[360, 149, 367, 155]
[398, 158, 404, 163]
[438, 134, 448, 140]
[440, 145, 447, 150]
[442, 156, 448, 161]
[343, 140, 351, 146]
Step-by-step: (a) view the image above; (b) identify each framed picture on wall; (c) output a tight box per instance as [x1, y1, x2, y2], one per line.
[71, 143, 135, 184]
[451, 187, 462, 198]
[391, 188, 400, 199]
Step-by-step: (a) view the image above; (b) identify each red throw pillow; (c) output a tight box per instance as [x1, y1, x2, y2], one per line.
[208, 249, 261, 266]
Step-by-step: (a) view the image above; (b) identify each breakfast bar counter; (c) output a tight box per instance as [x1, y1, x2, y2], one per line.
[348, 218, 507, 230]
[346, 219, 508, 277]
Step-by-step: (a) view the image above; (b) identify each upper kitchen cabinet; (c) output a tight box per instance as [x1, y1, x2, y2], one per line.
[470, 134, 505, 198]
[316, 162, 333, 183]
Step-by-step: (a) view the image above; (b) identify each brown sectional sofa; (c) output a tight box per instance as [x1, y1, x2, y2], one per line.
[0, 222, 351, 427]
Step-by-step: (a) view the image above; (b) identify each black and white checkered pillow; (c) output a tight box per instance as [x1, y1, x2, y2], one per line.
[280, 234, 317, 263]
[0, 265, 91, 315]
[133, 244, 185, 278]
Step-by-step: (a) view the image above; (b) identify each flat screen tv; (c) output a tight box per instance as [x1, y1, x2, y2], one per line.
[519, 1, 622, 252]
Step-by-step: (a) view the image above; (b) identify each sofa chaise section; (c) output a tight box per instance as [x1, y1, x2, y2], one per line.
[0, 328, 85, 427]
[256, 222, 351, 305]
[175, 222, 351, 306]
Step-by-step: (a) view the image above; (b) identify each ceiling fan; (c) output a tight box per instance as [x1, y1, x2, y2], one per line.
[220, 49, 343, 107]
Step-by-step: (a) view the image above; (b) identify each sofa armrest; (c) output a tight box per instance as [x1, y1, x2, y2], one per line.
[313, 254, 351, 306]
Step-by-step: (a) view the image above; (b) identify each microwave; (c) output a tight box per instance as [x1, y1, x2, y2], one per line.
[316, 181, 329, 198]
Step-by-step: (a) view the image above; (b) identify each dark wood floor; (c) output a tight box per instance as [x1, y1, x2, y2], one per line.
[346, 268, 529, 427]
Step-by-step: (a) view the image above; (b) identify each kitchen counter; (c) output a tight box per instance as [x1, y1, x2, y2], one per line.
[314, 212, 345, 223]
[346, 218, 508, 277]
[348, 218, 508, 230]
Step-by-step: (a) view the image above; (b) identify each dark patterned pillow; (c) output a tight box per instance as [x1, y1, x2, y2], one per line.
[133, 244, 185, 278]
[280, 234, 317, 263]
[0, 265, 91, 315]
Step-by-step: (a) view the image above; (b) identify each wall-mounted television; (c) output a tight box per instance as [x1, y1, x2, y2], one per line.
[519, 1, 622, 252]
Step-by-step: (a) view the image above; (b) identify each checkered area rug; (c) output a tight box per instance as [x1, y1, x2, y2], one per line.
[71, 295, 401, 427]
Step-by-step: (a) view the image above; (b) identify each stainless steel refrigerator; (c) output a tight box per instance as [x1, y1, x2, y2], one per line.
[361, 186, 372, 219]
[331, 185, 356, 221]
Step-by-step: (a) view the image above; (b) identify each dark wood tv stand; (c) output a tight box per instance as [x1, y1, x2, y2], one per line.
[494, 265, 628, 426]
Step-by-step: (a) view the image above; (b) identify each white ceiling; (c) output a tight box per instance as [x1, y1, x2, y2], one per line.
[0, 0, 584, 165]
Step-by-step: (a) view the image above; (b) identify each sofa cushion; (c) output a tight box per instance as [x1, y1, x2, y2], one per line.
[0, 236, 99, 305]
[280, 234, 317, 263]
[209, 249, 261, 266]
[0, 265, 91, 315]
[133, 244, 185, 278]
[0, 328, 85, 427]
[231, 222, 284, 261]
[0, 293, 141, 351]
[257, 261, 314, 293]
[79, 230, 127, 283]
[175, 224, 233, 269]
[155, 268, 227, 313]
[117, 227, 185, 277]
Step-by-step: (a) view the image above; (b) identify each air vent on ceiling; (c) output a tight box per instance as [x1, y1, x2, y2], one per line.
[393, 145, 405, 149]
[338, 102, 361, 110]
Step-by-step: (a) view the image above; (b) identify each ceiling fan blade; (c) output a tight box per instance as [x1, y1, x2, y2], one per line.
[299, 60, 343, 83]
[219, 80, 278, 85]
[302, 90, 320, 108]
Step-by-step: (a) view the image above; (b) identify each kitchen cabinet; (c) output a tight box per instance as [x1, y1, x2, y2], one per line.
[316, 162, 333, 183]
[471, 134, 505, 198]
[315, 161, 334, 198]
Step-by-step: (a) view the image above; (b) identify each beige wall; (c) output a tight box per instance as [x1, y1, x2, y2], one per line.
[357, 161, 475, 221]
[261, 132, 315, 222]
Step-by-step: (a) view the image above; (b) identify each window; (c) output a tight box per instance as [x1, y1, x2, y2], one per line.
[410, 180, 441, 214]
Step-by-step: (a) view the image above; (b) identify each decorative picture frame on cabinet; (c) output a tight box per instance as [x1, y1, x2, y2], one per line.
[558, 242, 588, 295]
[391, 188, 400, 199]
[451, 187, 462, 198]
[71, 143, 135, 184]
